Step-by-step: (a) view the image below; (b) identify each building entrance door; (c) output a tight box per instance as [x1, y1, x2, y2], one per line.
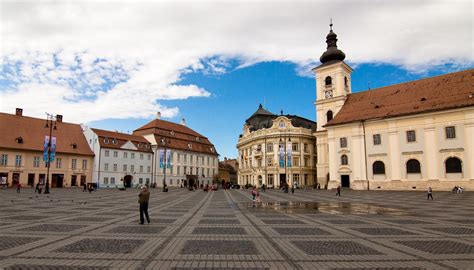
[71, 175, 77, 187]
[124, 175, 133, 188]
[341, 175, 350, 188]
[279, 174, 286, 187]
[12, 173, 20, 186]
[80, 175, 86, 186]
[52, 174, 64, 188]
[28, 174, 35, 187]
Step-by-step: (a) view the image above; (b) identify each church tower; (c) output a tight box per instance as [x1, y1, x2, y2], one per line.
[313, 22, 352, 131]
[313, 21, 352, 188]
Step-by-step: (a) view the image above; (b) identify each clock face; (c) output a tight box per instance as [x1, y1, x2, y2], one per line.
[325, 90, 333, 98]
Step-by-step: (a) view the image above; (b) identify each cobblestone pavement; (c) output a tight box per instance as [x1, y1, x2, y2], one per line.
[0, 188, 472, 269]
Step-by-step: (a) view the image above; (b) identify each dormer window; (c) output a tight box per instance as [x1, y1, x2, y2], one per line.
[104, 138, 109, 144]
[210, 147, 214, 152]
[71, 143, 77, 149]
[112, 139, 117, 145]
[188, 143, 192, 149]
[16, 137, 23, 144]
[145, 144, 149, 149]
[279, 121, 285, 128]
[137, 143, 141, 148]
[325, 76, 332, 86]
[196, 137, 200, 142]
[344, 76, 348, 87]
[170, 130, 174, 136]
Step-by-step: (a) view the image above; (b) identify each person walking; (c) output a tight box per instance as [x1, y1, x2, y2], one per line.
[138, 186, 151, 224]
[35, 182, 40, 193]
[336, 185, 341, 196]
[251, 187, 257, 202]
[427, 186, 433, 200]
[16, 182, 21, 193]
[83, 182, 87, 192]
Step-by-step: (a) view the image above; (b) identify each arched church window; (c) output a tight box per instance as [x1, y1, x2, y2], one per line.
[327, 110, 333, 122]
[445, 157, 462, 173]
[325, 76, 332, 86]
[341, 155, 348, 165]
[373, 161, 385, 174]
[406, 159, 421, 174]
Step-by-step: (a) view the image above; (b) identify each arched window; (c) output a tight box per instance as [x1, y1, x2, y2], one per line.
[344, 76, 348, 86]
[373, 161, 385, 175]
[327, 110, 333, 122]
[406, 159, 421, 174]
[325, 76, 332, 86]
[341, 155, 348, 165]
[446, 157, 462, 173]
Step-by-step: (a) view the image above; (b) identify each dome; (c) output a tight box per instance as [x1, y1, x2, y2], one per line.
[319, 24, 346, 64]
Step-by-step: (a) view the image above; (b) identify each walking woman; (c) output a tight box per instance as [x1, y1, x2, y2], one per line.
[138, 186, 151, 224]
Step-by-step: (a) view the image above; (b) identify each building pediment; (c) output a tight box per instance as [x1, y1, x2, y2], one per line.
[121, 141, 138, 150]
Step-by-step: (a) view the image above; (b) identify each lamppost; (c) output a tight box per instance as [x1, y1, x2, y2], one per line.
[160, 138, 170, 191]
[44, 113, 57, 194]
[279, 130, 291, 191]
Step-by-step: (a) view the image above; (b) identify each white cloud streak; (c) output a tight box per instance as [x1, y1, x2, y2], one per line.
[0, 0, 472, 123]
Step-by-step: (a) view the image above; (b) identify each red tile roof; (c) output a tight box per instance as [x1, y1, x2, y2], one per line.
[91, 128, 153, 153]
[325, 69, 474, 127]
[133, 119, 218, 156]
[0, 113, 94, 156]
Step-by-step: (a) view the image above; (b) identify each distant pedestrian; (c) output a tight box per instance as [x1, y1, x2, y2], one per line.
[291, 184, 295, 194]
[35, 182, 40, 193]
[251, 187, 257, 202]
[427, 186, 433, 200]
[336, 185, 341, 196]
[138, 186, 151, 224]
[16, 182, 21, 193]
[83, 183, 87, 192]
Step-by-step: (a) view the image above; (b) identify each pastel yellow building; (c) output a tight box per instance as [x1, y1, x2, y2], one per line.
[0, 109, 94, 188]
[237, 105, 317, 188]
[314, 25, 474, 190]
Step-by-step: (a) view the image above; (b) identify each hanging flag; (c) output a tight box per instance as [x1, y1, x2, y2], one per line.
[287, 143, 292, 167]
[279, 144, 284, 168]
[49, 137, 57, 162]
[166, 149, 171, 168]
[159, 149, 164, 168]
[43, 136, 50, 162]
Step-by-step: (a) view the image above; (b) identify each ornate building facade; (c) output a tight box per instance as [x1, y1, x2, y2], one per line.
[314, 24, 474, 190]
[237, 105, 317, 188]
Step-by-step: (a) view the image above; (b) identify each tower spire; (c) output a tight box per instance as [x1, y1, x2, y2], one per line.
[319, 19, 346, 64]
[330, 18, 333, 31]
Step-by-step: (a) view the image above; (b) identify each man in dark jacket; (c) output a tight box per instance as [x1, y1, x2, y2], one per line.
[138, 186, 151, 224]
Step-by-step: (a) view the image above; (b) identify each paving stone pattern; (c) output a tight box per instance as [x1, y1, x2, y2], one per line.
[0, 188, 473, 269]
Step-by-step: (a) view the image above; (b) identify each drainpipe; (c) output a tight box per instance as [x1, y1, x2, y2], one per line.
[362, 121, 369, 190]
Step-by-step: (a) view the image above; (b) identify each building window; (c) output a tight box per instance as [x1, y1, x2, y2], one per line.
[104, 163, 109, 172]
[104, 150, 109, 157]
[177, 166, 181, 175]
[406, 159, 421, 174]
[139, 178, 143, 184]
[344, 76, 348, 87]
[445, 157, 462, 173]
[341, 155, 348, 165]
[140, 153, 144, 160]
[372, 161, 385, 175]
[123, 152, 128, 158]
[303, 143, 308, 153]
[267, 174, 274, 186]
[304, 157, 309, 167]
[445, 126, 456, 139]
[131, 153, 135, 159]
[147, 166, 151, 173]
[33, 156, 40, 167]
[184, 166, 187, 174]
[104, 177, 109, 184]
[292, 143, 299, 151]
[266, 157, 273, 166]
[373, 134, 381, 145]
[146, 178, 150, 183]
[325, 76, 332, 86]
[266, 143, 273, 152]
[148, 154, 151, 160]
[113, 164, 117, 172]
[406, 130, 416, 142]
[340, 137, 347, 148]
[56, 158, 62, 169]
[104, 138, 109, 144]
[257, 159, 262, 167]
[13, 155, 20, 167]
[184, 154, 187, 162]
[140, 165, 143, 173]
[130, 165, 135, 172]
[71, 159, 77, 169]
[113, 151, 118, 158]
[112, 139, 117, 145]
[293, 174, 300, 184]
[207, 168, 210, 177]
[327, 110, 333, 122]
[123, 164, 127, 172]
[257, 144, 262, 151]
[293, 157, 300, 166]
[82, 160, 87, 169]
[0, 154, 7, 166]
[110, 177, 115, 184]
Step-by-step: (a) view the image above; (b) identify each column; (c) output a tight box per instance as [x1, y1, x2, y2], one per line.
[424, 126, 438, 180]
[388, 130, 401, 180]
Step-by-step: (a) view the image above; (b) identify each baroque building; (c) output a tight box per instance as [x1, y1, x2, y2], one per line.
[0, 108, 94, 188]
[83, 127, 153, 188]
[237, 105, 317, 188]
[133, 113, 219, 188]
[314, 24, 474, 190]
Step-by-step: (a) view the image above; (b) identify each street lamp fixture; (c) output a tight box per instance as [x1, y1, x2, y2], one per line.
[44, 113, 57, 194]
[161, 138, 170, 192]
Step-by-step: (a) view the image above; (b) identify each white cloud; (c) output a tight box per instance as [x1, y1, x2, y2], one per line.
[0, 0, 472, 123]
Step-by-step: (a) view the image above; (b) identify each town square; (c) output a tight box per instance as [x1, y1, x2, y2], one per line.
[0, 0, 473, 269]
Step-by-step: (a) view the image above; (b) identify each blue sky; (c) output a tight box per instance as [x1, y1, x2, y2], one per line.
[1, 1, 472, 160]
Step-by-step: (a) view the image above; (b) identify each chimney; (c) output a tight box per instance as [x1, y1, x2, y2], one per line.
[156, 111, 161, 120]
[15, 108, 23, 116]
[181, 118, 186, 126]
[56, 114, 63, 122]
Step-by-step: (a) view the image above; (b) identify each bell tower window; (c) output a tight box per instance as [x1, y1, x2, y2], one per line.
[325, 76, 332, 86]
[327, 110, 333, 122]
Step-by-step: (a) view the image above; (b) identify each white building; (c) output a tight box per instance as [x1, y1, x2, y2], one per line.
[133, 114, 219, 188]
[84, 128, 153, 188]
[314, 24, 474, 190]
